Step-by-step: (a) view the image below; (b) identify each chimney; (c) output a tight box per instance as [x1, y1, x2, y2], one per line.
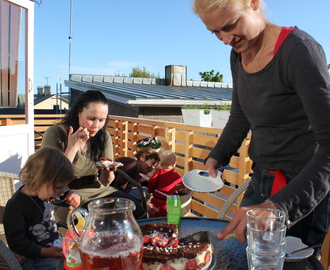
[37, 86, 43, 96]
[44, 85, 51, 95]
[165, 65, 187, 86]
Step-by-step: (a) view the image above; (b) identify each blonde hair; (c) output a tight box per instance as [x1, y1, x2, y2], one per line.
[193, 0, 265, 15]
[160, 150, 177, 168]
[19, 147, 75, 193]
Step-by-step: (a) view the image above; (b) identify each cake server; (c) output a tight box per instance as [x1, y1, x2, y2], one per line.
[189, 231, 237, 251]
[189, 231, 217, 252]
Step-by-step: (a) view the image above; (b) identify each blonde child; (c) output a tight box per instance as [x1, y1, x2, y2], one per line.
[3, 147, 81, 270]
[148, 150, 184, 217]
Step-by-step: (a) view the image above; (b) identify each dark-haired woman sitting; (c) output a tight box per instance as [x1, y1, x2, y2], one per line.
[41, 90, 146, 222]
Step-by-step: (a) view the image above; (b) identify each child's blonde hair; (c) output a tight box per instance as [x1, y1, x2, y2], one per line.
[160, 150, 177, 168]
[19, 147, 75, 193]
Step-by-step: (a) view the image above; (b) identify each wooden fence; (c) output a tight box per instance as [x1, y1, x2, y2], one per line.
[0, 114, 252, 219]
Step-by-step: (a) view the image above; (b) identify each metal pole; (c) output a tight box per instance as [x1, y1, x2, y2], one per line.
[60, 74, 64, 114]
[68, 0, 73, 75]
[57, 73, 64, 114]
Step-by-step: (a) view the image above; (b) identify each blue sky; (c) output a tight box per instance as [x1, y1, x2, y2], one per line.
[32, 0, 330, 94]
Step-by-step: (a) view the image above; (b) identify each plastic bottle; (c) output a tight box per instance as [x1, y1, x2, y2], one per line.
[62, 230, 84, 270]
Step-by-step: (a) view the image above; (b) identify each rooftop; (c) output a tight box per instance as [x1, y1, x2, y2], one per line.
[65, 73, 233, 107]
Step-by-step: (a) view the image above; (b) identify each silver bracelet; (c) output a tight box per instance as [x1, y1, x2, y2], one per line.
[266, 199, 279, 209]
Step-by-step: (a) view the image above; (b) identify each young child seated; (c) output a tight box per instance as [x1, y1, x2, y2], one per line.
[148, 150, 184, 218]
[3, 147, 81, 270]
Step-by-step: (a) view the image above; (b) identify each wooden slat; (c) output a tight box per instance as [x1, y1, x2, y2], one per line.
[135, 125, 154, 135]
[192, 192, 225, 208]
[175, 167, 184, 176]
[222, 170, 241, 186]
[174, 130, 186, 142]
[192, 133, 219, 146]
[34, 126, 50, 133]
[34, 119, 62, 125]
[176, 156, 185, 168]
[0, 119, 25, 125]
[216, 185, 237, 199]
[190, 200, 219, 218]
[155, 128, 165, 138]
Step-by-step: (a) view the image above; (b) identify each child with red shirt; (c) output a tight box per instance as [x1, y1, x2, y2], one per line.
[148, 150, 184, 218]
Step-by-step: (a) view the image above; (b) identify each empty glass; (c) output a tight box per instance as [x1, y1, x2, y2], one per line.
[246, 246, 285, 270]
[246, 208, 287, 270]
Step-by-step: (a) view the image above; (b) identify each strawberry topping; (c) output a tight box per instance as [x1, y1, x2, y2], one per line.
[160, 264, 176, 270]
[185, 258, 197, 269]
[204, 250, 211, 262]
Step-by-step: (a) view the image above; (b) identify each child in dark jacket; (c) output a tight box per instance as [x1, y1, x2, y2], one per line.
[3, 147, 81, 270]
[148, 150, 184, 218]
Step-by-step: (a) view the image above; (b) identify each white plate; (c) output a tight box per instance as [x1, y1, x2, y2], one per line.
[285, 236, 313, 262]
[182, 170, 224, 192]
[95, 161, 123, 168]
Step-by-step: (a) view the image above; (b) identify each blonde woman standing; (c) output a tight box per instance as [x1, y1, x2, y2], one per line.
[194, 0, 330, 256]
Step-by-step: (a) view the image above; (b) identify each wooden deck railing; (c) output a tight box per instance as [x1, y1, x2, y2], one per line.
[0, 114, 252, 219]
[1, 114, 329, 270]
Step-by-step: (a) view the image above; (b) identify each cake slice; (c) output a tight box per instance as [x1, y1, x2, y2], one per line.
[140, 223, 213, 270]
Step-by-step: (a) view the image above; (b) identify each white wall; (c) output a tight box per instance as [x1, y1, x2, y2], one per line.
[0, 125, 33, 174]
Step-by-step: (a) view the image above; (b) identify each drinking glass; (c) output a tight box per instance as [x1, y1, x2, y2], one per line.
[246, 208, 286, 270]
[247, 208, 286, 229]
[246, 246, 285, 270]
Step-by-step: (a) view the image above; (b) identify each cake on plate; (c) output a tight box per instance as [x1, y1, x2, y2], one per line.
[140, 222, 213, 270]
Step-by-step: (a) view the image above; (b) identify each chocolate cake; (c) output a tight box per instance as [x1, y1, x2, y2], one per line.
[140, 222, 213, 270]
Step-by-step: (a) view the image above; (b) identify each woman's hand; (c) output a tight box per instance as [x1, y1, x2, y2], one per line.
[97, 157, 124, 186]
[40, 246, 63, 258]
[97, 157, 123, 172]
[97, 157, 123, 186]
[217, 200, 276, 243]
[64, 193, 81, 208]
[204, 157, 221, 178]
[65, 126, 90, 162]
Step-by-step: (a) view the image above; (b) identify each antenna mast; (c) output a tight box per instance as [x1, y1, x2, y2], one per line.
[68, 0, 73, 75]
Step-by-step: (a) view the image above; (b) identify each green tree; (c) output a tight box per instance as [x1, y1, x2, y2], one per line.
[129, 66, 158, 78]
[199, 70, 224, 82]
[328, 64, 330, 70]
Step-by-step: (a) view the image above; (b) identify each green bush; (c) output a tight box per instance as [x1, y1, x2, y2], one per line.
[214, 104, 231, 110]
[181, 104, 211, 114]
[181, 103, 231, 113]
